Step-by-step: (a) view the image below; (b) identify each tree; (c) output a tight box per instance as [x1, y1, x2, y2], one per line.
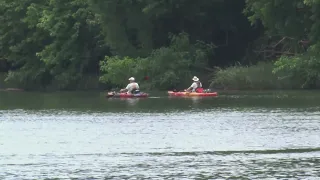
[245, 0, 320, 88]
[0, 0, 109, 89]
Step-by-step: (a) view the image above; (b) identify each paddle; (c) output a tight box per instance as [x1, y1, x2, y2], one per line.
[172, 88, 210, 93]
[173, 89, 187, 92]
[172, 89, 192, 94]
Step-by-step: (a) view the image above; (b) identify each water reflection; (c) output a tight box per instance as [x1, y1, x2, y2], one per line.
[122, 98, 140, 106]
[168, 96, 208, 105]
[2, 91, 320, 112]
[190, 97, 203, 104]
[107, 98, 141, 106]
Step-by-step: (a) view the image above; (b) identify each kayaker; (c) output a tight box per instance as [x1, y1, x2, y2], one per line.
[120, 77, 140, 94]
[185, 76, 204, 93]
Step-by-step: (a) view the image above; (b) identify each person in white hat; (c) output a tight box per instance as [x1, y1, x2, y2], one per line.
[185, 76, 203, 92]
[120, 77, 140, 94]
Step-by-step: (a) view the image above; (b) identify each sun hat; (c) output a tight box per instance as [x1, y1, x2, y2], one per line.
[128, 77, 135, 81]
[192, 76, 199, 81]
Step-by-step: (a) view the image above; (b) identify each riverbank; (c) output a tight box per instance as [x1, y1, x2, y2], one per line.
[2, 61, 320, 92]
[0, 72, 110, 91]
[209, 62, 320, 90]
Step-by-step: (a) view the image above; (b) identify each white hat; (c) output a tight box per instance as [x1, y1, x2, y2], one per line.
[128, 77, 135, 81]
[192, 76, 199, 81]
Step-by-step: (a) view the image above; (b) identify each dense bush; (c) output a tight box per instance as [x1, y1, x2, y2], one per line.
[2, 0, 320, 91]
[209, 62, 302, 90]
[99, 33, 214, 90]
[273, 55, 320, 89]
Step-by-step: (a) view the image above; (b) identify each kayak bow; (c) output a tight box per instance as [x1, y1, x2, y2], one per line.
[167, 91, 218, 97]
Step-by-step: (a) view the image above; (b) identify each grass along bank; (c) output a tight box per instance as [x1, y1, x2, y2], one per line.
[209, 62, 304, 90]
[3, 60, 316, 91]
[0, 72, 21, 89]
[0, 72, 110, 91]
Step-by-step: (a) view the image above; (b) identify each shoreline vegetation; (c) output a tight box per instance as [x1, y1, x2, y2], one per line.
[1, 1, 320, 92]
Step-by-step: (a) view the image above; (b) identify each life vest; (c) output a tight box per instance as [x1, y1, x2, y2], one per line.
[129, 83, 139, 94]
[195, 81, 204, 93]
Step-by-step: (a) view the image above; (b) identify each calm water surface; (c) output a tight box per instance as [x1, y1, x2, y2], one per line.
[0, 91, 320, 179]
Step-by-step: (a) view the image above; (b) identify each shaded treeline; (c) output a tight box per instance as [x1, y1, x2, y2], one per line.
[1, 0, 319, 90]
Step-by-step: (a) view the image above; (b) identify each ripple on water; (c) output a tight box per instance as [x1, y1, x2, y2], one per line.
[0, 109, 320, 179]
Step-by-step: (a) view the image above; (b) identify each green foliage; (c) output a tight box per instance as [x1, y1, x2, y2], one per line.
[99, 56, 145, 87]
[244, 0, 320, 50]
[245, 0, 309, 37]
[34, 0, 108, 89]
[91, 0, 256, 64]
[244, 0, 320, 89]
[273, 53, 320, 88]
[0, 0, 49, 89]
[145, 33, 215, 89]
[0, 72, 21, 89]
[210, 62, 300, 90]
[5, 0, 320, 91]
[89, 0, 153, 57]
[99, 33, 215, 90]
[0, 0, 108, 90]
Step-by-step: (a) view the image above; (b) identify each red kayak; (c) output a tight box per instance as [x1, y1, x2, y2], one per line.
[106, 92, 149, 98]
[167, 91, 218, 97]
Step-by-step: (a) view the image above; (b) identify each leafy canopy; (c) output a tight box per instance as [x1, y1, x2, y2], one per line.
[99, 33, 215, 90]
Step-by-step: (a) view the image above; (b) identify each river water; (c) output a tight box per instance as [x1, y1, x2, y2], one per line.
[0, 91, 320, 179]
